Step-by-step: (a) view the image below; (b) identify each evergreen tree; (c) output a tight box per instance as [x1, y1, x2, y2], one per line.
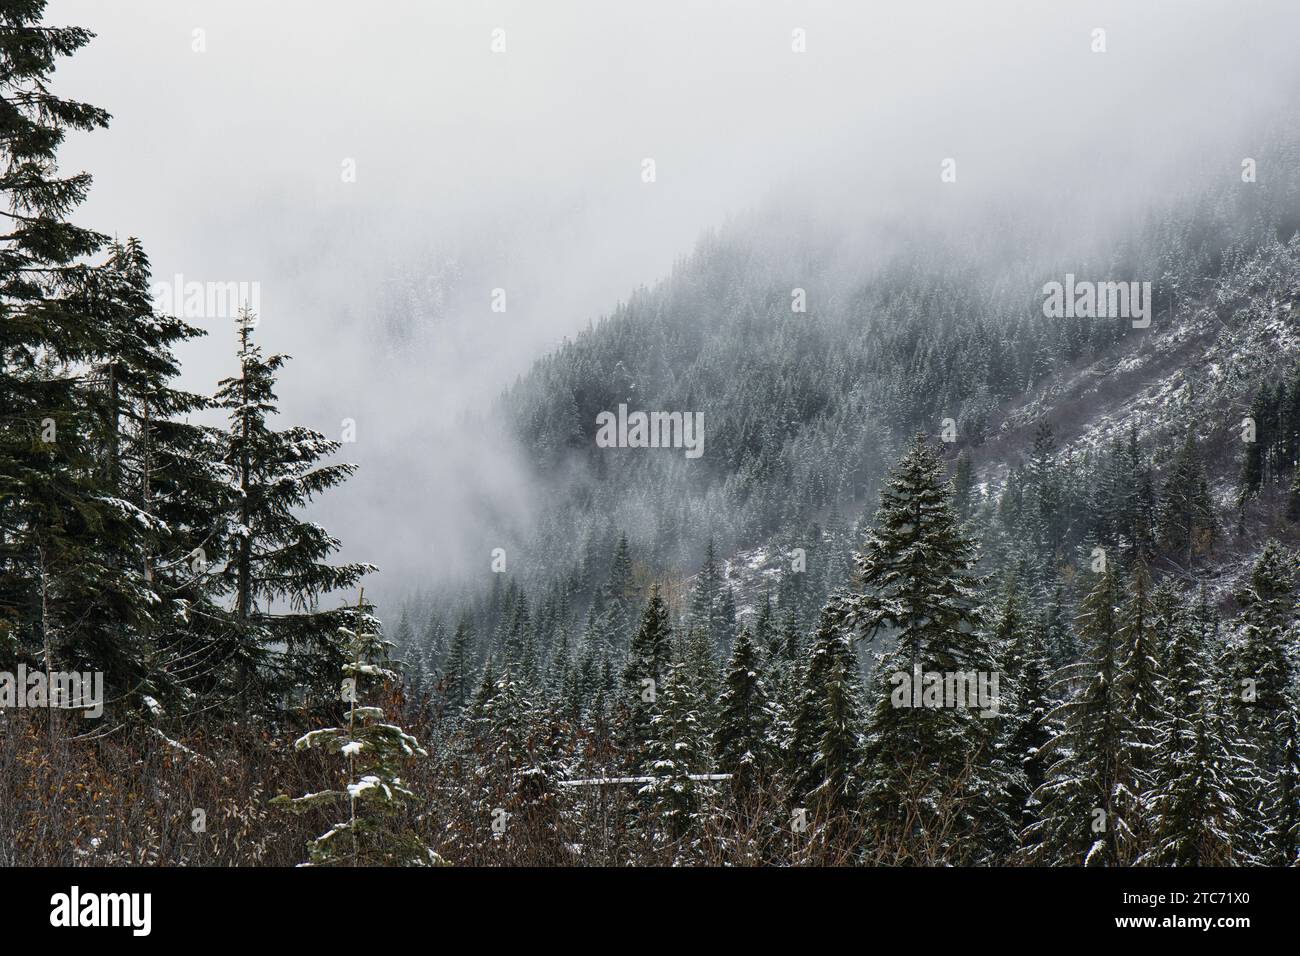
[479, 663, 564, 859]
[439, 613, 474, 718]
[620, 583, 673, 764]
[1025, 422, 1062, 565]
[810, 650, 866, 849]
[1239, 385, 1277, 501]
[642, 658, 709, 851]
[213, 309, 373, 709]
[598, 532, 638, 647]
[715, 626, 776, 797]
[787, 604, 858, 806]
[1142, 591, 1239, 866]
[1115, 558, 1163, 820]
[688, 536, 722, 641]
[1229, 540, 1298, 861]
[0, 2, 154, 714]
[1028, 564, 1143, 866]
[84, 238, 237, 714]
[273, 595, 440, 866]
[1158, 432, 1217, 567]
[1231, 540, 1297, 771]
[951, 446, 975, 519]
[842, 434, 1009, 862]
[1261, 707, 1300, 866]
[997, 573, 1051, 831]
[681, 624, 720, 742]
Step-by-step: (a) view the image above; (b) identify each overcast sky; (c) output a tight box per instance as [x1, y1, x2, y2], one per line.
[46, 0, 1300, 606]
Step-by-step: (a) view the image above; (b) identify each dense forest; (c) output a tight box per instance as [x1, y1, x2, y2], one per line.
[1, 0, 1298, 867]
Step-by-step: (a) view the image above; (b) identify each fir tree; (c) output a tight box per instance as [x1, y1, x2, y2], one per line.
[1158, 432, 1217, 567]
[1229, 540, 1298, 861]
[1231, 540, 1297, 770]
[951, 446, 975, 519]
[599, 531, 639, 647]
[715, 626, 776, 797]
[620, 583, 673, 764]
[688, 536, 723, 642]
[1115, 559, 1163, 808]
[842, 434, 1009, 862]
[1142, 590, 1239, 866]
[479, 663, 564, 859]
[641, 658, 709, 851]
[787, 604, 858, 806]
[213, 309, 373, 709]
[273, 595, 440, 866]
[0, 1, 152, 715]
[439, 613, 474, 719]
[1261, 707, 1300, 866]
[997, 573, 1051, 831]
[1028, 563, 1143, 866]
[810, 650, 866, 849]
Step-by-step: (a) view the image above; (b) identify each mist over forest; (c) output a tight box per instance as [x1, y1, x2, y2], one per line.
[2, 0, 1300, 893]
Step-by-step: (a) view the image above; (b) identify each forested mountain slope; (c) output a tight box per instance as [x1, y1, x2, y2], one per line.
[403, 139, 1300, 630]
[379, 154, 1300, 864]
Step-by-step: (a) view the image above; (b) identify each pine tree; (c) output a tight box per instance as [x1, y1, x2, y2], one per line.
[842, 434, 1009, 862]
[1142, 590, 1239, 866]
[754, 592, 777, 658]
[1231, 540, 1297, 769]
[82, 237, 237, 715]
[1261, 707, 1300, 866]
[810, 650, 866, 849]
[1025, 422, 1062, 565]
[439, 613, 474, 719]
[997, 573, 1051, 831]
[1158, 433, 1217, 567]
[787, 604, 858, 806]
[478, 663, 564, 860]
[716, 626, 776, 797]
[273, 595, 440, 866]
[1115, 557, 1163, 855]
[716, 585, 737, 655]
[599, 531, 639, 646]
[620, 583, 673, 764]
[1229, 540, 1298, 862]
[1239, 385, 1277, 502]
[681, 625, 720, 743]
[213, 308, 373, 709]
[0, 2, 155, 715]
[688, 536, 722, 641]
[641, 658, 709, 851]
[1028, 563, 1142, 866]
[951, 446, 975, 519]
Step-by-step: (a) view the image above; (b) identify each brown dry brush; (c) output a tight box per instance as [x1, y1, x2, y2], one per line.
[2, 700, 993, 867]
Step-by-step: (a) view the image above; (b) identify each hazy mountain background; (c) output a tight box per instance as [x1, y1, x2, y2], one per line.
[43, 0, 1300, 610]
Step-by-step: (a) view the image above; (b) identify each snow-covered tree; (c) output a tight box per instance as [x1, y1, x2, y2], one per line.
[214, 309, 373, 709]
[620, 583, 673, 763]
[843, 435, 1010, 862]
[715, 626, 777, 797]
[1027, 564, 1144, 866]
[273, 597, 440, 866]
[642, 659, 710, 851]
[1142, 588, 1239, 866]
